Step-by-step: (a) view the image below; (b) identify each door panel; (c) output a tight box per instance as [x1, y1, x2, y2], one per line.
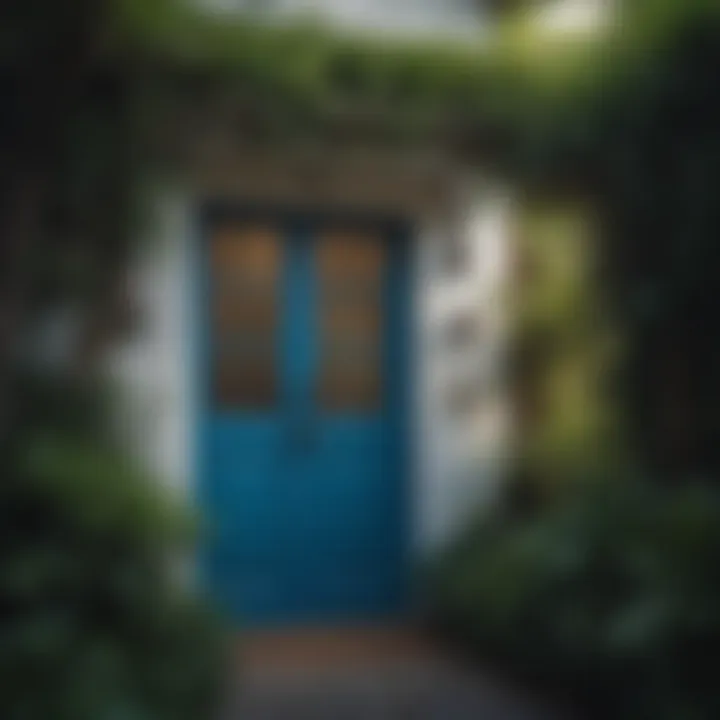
[203, 222, 288, 621]
[200, 212, 409, 625]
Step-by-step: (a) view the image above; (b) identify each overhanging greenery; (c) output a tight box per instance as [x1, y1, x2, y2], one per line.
[110, 0, 610, 146]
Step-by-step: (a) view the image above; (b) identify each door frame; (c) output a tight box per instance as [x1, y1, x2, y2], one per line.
[191, 200, 416, 623]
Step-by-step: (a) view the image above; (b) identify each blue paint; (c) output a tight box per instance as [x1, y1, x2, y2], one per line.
[196, 207, 411, 626]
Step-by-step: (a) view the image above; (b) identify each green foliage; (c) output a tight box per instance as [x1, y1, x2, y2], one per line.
[511, 203, 623, 496]
[585, 3, 720, 475]
[0, 376, 227, 720]
[427, 3, 720, 717]
[501, 0, 720, 490]
[108, 0, 611, 141]
[433, 478, 720, 718]
[103, 0, 720, 155]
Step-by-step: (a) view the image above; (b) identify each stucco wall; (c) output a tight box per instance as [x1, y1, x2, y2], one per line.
[414, 182, 511, 552]
[107, 176, 511, 556]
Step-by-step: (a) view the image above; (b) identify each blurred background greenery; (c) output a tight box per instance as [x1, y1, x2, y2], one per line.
[433, 3, 720, 718]
[1, 373, 227, 720]
[3, 0, 720, 717]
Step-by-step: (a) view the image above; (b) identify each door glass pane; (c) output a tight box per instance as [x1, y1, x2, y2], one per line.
[210, 224, 280, 408]
[316, 231, 384, 410]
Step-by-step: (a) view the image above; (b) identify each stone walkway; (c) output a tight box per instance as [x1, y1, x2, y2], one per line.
[221, 627, 561, 720]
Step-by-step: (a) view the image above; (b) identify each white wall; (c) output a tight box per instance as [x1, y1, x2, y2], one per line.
[108, 178, 512, 556]
[414, 181, 512, 552]
[108, 189, 195, 501]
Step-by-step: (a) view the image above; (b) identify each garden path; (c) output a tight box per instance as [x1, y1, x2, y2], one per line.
[221, 627, 563, 720]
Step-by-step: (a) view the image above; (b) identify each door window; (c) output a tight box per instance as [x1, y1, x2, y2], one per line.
[316, 231, 385, 410]
[210, 224, 280, 408]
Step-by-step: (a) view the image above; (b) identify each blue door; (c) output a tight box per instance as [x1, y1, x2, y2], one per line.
[198, 208, 410, 626]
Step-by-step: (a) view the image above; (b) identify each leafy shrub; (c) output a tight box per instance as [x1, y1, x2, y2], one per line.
[432, 478, 720, 719]
[0, 426, 228, 720]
